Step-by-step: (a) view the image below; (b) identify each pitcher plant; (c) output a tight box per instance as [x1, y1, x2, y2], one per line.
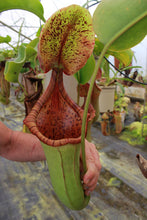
[3, 0, 145, 211]
[24, 5, 95, 210]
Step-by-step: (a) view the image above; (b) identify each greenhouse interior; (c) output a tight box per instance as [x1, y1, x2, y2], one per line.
[0, 0, 147, 219]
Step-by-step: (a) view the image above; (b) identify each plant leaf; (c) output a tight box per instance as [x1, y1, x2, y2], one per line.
[0, 35, 11, 44]
[121, 65, 142, 71]
[74, 54, 95, 84]
[115, 82, 125, 95]
[110, 49, 134, 66]
[0, 0, 45, 22]
[4, 45, 26, 82]
[38, 4, 95, 75]
[27, 37, 39, 50]
[4, 43, 38, 82]
[93, 0, 147, 51]
[93, 38, 104, 56]
[142, 116, 147, 120]
[93, 38, 133, 67]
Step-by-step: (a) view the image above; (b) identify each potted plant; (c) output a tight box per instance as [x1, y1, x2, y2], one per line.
[100, 112, 110, 136]
[23, 5, 96, 210]
[113, 82, 130, 128]
[93, 37, 134, 113]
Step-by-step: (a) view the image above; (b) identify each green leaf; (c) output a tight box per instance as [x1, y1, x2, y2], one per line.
[27, 37, 39, 49]
[0, 35, 11, 44]
[93, 0, 147, 51]
[38, 5, 95, 75]
[0, 54, 5, 61]
[0, 49, 15, 61]
[4, 46, 25, 82]
[110, 49, 134, 67]
[4, 44, 37, 82]
[74, 54, 95, 84]
[36, 25, 44, 37]
[115, 82, 125, 95]
[0, 0, 45, 22]
[93, 38, 133, 66]
[121, 65, 142, 71]
[93, 38, 104, 56]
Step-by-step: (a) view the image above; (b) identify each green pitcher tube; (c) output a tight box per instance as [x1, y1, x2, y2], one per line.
[41, 142, 90, 210]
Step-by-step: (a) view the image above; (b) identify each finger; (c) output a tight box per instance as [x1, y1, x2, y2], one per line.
[83, 175, 98, 194]
[85, 174, 99, 186]
[83, 163, 100, 185]
[84, 182, 98, 196]
[86, 182, 97, 192]
[83, 166, 100, 195]
[83, 174, 99, 195]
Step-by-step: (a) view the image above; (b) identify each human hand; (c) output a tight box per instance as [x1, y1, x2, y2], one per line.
[80, 139, 101, 196]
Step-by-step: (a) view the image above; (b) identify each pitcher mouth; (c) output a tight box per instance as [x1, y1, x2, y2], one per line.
[23, 69, 94, 147]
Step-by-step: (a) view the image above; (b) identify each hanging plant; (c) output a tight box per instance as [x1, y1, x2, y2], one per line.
[24, 4, 95, 210]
